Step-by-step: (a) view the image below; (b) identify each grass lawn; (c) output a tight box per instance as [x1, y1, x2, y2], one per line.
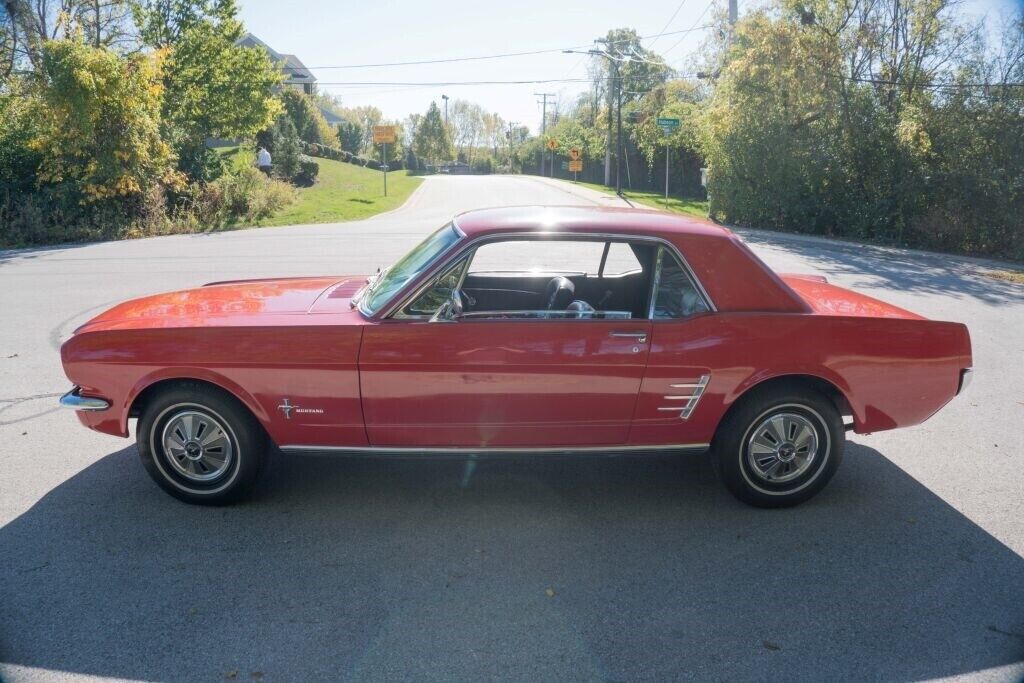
[571, 180, 709, 219]
[262, 157, 422, 226]
[214, 145, 423, 226]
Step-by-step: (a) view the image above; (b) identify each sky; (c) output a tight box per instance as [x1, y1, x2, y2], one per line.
[238, 0, 1021, 134]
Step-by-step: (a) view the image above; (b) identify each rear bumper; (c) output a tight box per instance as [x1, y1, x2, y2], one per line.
[958, 368, 973, 395]
[59, 386, 111, 411]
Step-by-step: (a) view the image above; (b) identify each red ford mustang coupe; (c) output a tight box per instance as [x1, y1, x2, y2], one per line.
[59, 206, 972, 507]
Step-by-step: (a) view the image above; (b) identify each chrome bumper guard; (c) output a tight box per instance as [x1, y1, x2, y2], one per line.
[59, 387, 111, 411]
[957, 368, 973, 395]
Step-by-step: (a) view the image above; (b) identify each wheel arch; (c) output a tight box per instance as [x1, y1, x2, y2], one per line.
[125, 370, 270, 436]
[718, 373, 854, 437]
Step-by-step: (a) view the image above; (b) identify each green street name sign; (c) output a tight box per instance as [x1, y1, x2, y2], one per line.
[657, 117, 681, 133]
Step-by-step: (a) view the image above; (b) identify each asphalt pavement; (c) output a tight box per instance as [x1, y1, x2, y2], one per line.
[1, 175, 1022, 682]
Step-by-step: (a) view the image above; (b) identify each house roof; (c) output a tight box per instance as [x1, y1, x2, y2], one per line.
[237, 33, 317, 85]
[319, 107, 344, 125]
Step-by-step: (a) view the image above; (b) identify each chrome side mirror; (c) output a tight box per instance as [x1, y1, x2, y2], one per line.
[429, 290, 463, 322]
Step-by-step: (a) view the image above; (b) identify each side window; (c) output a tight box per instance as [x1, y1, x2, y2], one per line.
[398, 257, 469, 318]
[468, 240, 605, 275]
[602, 242, 643, 276]
[653, 249, 709, 319]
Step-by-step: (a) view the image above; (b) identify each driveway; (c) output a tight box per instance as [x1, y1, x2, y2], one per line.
[1, 175, 1022, 681]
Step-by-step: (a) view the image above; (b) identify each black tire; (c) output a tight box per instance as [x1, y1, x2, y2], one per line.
[136, 382, 268, 505]
[712, 383, 844, 508]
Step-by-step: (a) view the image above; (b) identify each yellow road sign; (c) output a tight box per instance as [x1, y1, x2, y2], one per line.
[569, 148, 581, 161]
[373, 125, 397, 144]
[569, 159, 583, 173]
[547, 138, 558, 151]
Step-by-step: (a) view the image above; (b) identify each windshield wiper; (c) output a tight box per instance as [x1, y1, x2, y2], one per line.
[350, 267, 388, 308]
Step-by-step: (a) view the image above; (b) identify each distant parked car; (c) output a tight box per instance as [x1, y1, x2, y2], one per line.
[59, 206, 972, 507]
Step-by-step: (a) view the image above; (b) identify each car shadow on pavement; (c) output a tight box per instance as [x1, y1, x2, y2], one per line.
[734, 228, 1024, 306]
[1, 443, 1022, 681]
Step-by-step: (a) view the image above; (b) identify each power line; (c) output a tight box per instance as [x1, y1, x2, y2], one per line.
[647, 0, 690, 49]
[310, 78, 599, 86]
[276, 24, 716, 72]
[661, 0, 716, 56]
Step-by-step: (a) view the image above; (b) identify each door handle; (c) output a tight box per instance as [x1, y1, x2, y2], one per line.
[610, 331, 648, 343]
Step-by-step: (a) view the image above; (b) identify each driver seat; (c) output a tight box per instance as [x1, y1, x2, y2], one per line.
[543, 276, 576, 310]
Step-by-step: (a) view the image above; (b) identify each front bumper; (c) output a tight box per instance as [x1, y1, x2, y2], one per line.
[59, 386, 111, 411]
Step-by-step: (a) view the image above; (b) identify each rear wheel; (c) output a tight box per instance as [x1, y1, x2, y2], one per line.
[712, 384, 844, 508]
[136, 383, 267, 505]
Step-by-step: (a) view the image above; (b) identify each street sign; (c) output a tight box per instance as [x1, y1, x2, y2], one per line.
[547, 138, 558, 151]
[372, 125, 397, 144]
[568, 159, 582, 172]
[657, 117, 681, 134]
[569, 148, 581, 161]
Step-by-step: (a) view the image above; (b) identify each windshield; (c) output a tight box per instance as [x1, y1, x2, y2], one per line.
[359, 223, 462, 316]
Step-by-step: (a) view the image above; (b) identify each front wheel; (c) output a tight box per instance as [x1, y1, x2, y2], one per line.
[712, 385, 844, 508]
[136, 383, 268, 505]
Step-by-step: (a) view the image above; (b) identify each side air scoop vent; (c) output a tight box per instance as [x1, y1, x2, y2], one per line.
[656, 375, 711, 420]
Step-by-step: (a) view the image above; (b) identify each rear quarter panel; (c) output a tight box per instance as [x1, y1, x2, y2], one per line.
[630, 313, 970, 445]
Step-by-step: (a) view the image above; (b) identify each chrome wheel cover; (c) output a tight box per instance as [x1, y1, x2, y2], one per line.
[161, 409, 234, 482]
[745, 411, 819, 484]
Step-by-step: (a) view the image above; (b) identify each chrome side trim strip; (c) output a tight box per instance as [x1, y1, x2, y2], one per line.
[281, 443, 710, 457]
[59, 387, 111, 411]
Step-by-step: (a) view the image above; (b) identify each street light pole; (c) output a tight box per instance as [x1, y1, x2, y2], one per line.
[441, 94, 449, 128]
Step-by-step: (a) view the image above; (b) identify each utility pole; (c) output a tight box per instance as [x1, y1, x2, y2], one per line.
[535, 92, 555, 176]
[441, 94, 449, 127]
[728, 0, 738, 25]
[614, 62, 622, 195]
[506, 120, 519, 170]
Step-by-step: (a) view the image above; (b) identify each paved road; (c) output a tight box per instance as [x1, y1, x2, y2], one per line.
[1, 175, 1022, 682]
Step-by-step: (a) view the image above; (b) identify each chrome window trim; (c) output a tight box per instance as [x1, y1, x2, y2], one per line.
[393, 253, 473, 320]
[647, 245, 666, 320]
[281, 443, 710, 457]
[649, 246, 714, 322]
[357, 222, 464, 318]
[457, 310, 634, 321]
[379, 231, 716, 321]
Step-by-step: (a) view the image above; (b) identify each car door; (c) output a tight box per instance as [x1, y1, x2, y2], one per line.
[357, 237, 654, 449]
[627, 245, 720, 447]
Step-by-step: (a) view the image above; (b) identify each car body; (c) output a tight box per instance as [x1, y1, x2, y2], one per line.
[59, 206, 973, 506]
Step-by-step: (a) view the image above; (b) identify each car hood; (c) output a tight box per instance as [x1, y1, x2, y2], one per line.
[76, 276, 369, 332]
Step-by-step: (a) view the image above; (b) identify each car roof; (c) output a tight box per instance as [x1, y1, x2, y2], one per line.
[452, 205, 734, 240]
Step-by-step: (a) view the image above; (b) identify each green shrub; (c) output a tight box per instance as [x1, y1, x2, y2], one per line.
[0, 91, 44, 195]
[201, 167, 296, 225]
[295, 155, 319, 185]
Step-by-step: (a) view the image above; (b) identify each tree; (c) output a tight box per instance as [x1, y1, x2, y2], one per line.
[280, 88, 332, 144]
[2, 0, 134, 71]
[449, 99, 484, 163]
[336, 119, 362, 153]
[413, 101, 453, 164]
[133, 0, 226, 49]
[158, 0, 280, 179]
[34, 38, 180, 201]
[263, 114, 300, 179]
